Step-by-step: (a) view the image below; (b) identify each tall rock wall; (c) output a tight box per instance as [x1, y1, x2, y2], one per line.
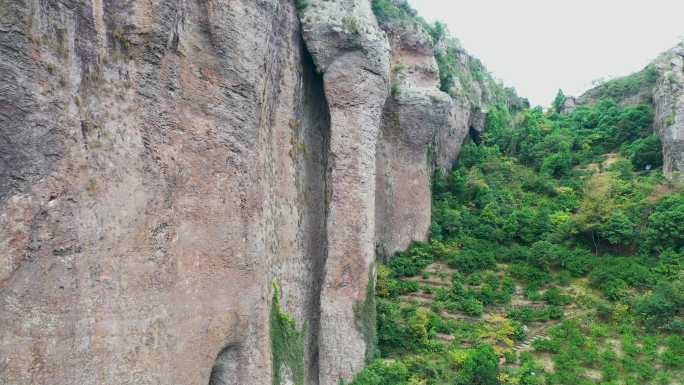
[373, 13, 487, 258]
[653, 44, 684, 179]
[0, 1, 496, 384]
[298, 1, 390, 384]
[0, 1, 327, 384]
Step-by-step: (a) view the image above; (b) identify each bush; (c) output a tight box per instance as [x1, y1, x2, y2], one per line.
[389, 242, 435, 276]
[527, 241, 560, 270]
[635, 281, 684, 329]
[349, 359, 410, 385]
[456, 345, 500, 385]
[543, 287, 572, 306]
[446, 239, 497, 274]
[590, 257, 654, 299]
[370, 0, 416, 23]
[561, 249, 596, 277]
[661, 335, 684, 368]
[645, 193, 684, 252]
[623, 134, 663, 170]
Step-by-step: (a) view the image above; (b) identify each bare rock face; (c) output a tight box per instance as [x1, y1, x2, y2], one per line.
[0, 1, 500, 385]
[374, 15, 481, 257]
[560, 96, 578, 115]
[653, 44, 684, 180]
[298, 1, 390, 384]
[0, 1, 329, 384]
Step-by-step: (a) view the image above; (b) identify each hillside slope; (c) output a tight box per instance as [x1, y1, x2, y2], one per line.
[350, 89, 684, 385]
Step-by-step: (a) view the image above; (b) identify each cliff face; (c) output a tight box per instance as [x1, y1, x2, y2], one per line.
[0, 1, 328, 384]
[653, 44, 684, 179]
[577, 43, 684, 180]
[0, 1, 499, 385]
[374, 16, 471, 258]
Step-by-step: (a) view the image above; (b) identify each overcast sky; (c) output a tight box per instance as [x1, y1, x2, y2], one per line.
[408, 0, 684, 106]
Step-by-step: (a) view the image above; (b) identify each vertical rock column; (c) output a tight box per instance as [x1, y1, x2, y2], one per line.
[374, 16, 471, 258]
[654, 45, 684, 180]
[298, 2, 390, 384]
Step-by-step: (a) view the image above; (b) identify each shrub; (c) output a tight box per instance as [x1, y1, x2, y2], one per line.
[456, 345, 500, 385]
[623, 134, 663, 170]
[446, 239, 497, 274]
[389, 242, 435, 276]
[295, 0, 310, 10]
[635, 281, 684, 329]
[661, 335, 684, 368]
[349, 359, 410, 385]
[543, 287, 572, 306]
[645, 193, 684, 251]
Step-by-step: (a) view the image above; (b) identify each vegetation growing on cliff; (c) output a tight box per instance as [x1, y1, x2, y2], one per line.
[349, 96, 683, 385]
[372, 0, 529, 112]
[580, 65, 659, 105]
[271, 283, 305, 385]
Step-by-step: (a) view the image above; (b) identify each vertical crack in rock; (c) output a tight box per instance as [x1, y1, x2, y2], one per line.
[294, 43, 331, 385]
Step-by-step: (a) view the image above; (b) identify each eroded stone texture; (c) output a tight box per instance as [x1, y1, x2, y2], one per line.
[653, 44, 684, 180]
[0, 1, 328, 384]
[298, 1, 390, 384]
[1, 1, 519, 385]
[374, 16, 478, 257]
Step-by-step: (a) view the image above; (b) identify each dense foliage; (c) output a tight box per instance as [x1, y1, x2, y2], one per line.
[349, 95, 683, 384]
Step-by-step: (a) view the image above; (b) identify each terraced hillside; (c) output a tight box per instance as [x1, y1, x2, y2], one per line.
[351, 99, 684, 385]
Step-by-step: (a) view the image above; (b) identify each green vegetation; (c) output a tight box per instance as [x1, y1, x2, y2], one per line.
[295, 0, 310, 11]
[552, 89, 567, 113]
[355, 269, 380, 363]
[584, 65, 659, 104]
[371, 0, 420, 24]
[350, 93, 683, 384]
[270, 282, 305, 385]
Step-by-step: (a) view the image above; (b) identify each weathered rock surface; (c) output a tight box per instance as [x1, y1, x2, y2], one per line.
[653, 44, 684, 179]
[0, 1, 506, 385]
[374, 14, 488, 257]
[298, 2, 390, 383]
[0, 1, 326, 384]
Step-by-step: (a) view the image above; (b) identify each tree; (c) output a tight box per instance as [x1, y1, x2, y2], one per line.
[598, 209, 636, 246]
[457, 345, 501, 385]
[623, 134, 663, 170]
[552, 89, 567, 113]
[646, 194, 684, 252]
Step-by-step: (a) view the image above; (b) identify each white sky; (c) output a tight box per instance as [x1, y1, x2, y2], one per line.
[408, 0, 684, 106]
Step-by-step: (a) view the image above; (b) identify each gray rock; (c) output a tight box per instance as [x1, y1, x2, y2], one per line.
[653, 44, 684, 180]
[298, 1, 390, 384]
[0, 1, 516, 385]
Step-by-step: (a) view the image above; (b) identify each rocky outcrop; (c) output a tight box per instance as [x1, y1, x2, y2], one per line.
[298, 1, 390, 384]
[0, 1, 506, 384]
[560, 96, 578, 115]
[374, 12, 492, 257]
[653, 44, 684, 179]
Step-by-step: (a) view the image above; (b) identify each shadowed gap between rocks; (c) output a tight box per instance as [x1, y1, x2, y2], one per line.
[208, 344, 241, 385]
[300, 41, 331, 385]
